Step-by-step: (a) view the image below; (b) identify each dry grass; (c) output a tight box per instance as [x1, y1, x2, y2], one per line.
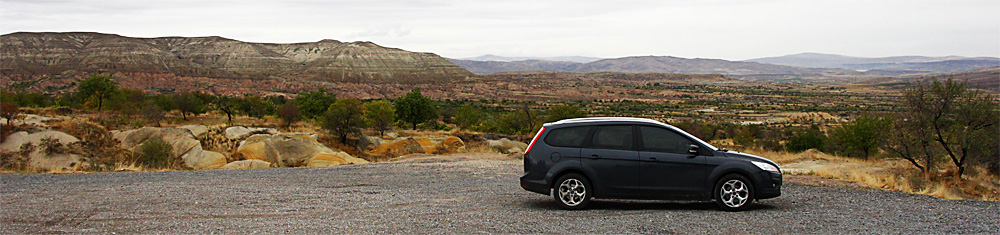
[750, 149, 1000, 201]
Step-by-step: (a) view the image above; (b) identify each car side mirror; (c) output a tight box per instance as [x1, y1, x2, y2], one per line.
[688, 144, 700, 155]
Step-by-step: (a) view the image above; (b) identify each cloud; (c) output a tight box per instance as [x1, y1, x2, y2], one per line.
[347, 24, 412, 39]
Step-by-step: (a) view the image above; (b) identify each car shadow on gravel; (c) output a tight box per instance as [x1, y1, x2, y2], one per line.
[523, 199, 781, 211]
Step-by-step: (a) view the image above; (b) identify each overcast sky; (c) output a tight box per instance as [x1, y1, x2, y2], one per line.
[2, 0, 997, 60]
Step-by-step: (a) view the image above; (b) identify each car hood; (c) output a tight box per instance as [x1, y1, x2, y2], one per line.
[723, 151, 780, 169]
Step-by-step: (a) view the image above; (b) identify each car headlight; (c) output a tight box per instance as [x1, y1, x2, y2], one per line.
[751, 161, 779, 173]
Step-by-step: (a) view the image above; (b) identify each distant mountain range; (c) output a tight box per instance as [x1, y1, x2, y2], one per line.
[449, 53, 999, 78]
[448, 56, 854, 76]
[744, 52, 1000, 74]
[458, 54, 604, 63]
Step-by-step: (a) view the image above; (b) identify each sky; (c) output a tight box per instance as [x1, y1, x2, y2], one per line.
[2, 0, 998, 60]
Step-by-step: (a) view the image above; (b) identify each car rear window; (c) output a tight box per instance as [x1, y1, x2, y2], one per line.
[544, 126, 593, 148]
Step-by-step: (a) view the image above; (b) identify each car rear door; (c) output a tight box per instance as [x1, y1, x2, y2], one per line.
[580, 125, 640, 197]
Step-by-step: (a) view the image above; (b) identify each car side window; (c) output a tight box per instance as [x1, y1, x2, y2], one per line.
[544, 126, 593, 148]
[639, 126, 694, 154]
[590, 125, 633, 150]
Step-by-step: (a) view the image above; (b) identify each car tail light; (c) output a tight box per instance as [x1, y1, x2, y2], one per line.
[525, 127, 545, 155]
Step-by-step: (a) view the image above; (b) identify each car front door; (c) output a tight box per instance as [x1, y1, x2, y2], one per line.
[638, 125, 708, 198]
[580, 125, 640, 197]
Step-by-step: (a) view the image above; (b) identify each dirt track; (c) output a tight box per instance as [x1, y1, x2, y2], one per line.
[2, 153, 998, 234]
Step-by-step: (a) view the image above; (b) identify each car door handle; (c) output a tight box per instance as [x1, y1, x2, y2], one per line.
[648, 157, 657, 161]
[588, 155, 600, 159]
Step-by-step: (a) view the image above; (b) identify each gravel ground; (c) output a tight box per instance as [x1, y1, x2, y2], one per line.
[2, 153, 998, 234]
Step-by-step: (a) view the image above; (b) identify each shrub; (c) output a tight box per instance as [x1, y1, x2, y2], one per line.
[785, 128, 826, 152]
[136, 137, 175, 169]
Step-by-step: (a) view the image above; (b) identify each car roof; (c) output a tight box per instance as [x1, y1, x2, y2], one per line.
[549, 117, 663, 125]
[544, 117, 720, 151]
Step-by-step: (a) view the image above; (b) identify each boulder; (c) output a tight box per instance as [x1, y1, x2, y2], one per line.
[486, 138, 528, 154]
[235, 133, 367, 167]
[115, 127, 200, 159]
[0, 130, 84, 171]
[225, 126, 278, 140]
[220, 159, 272, 170]
[365, 136, 466, 156]
[180, 145, 227, 170]
[178, 125, 209, 138]
[114, 127, 225, 170]
[367, 137, 424, 156]
[358, 136, 384, 151]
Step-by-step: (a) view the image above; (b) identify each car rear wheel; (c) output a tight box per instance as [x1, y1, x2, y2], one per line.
[715, 174, 754, 211]
[553, 173, 591, 210]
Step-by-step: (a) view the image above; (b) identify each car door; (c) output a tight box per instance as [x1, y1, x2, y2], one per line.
[637, 125, 708, 198]
[580, 125, 640, 197]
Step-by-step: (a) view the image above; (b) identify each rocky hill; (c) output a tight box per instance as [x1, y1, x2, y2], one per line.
[1, 32, 472, 88]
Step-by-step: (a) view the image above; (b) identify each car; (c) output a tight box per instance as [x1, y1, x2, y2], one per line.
[519, 117, 782, 211]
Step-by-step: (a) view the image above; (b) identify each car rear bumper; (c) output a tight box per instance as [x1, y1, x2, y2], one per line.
[520, 173, 549, 195]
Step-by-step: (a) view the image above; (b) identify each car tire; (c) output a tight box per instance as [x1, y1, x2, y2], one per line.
[714, 174, 755, 211]
[553, 173, 592, 210]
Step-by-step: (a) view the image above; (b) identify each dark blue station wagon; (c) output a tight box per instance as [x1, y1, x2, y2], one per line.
[519, 117, 782, 211]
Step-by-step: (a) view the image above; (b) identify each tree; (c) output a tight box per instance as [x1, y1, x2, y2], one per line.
[831, 115, 888, 160]
[545, 104, 587, 123]
[296, 88, 337, 119]
[212, 95, 239, 123]
[172, 92, 207, 120]
[277, 102, 301, 130]
[321, 98, 366, 144]
[395, 88, 437, 129]
[894, 78, 999, 176]
[455, 105, 484, 129]
[238, 96, 276, 119]
[140, 104, 167, 127]
[365, 100, 395, 137]
[76, 74, 119, 111]
[1, 102, 20, 126]
[785, 127, 825, 153]
[498, 103, 540, 135]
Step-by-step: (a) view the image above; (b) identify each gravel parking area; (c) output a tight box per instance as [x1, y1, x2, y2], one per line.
[2, 153, 998, 234]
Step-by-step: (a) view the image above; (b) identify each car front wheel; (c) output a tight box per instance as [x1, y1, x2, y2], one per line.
[553, 173, 591, 210]
[714, 174, 754, 211]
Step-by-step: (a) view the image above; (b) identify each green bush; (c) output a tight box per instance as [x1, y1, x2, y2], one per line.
[785, 128, 826, 152]
[136, 137, 175, 169]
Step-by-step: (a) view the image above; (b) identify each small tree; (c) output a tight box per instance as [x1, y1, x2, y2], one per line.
[785, 127, 825, 153]
[237, 96, 276, 119]
[321, 98, 366, 144]
[76, 74, 119, 111]
[296, 88, 337, 119]
[545, 104, 587, 123]
[1, 102, 20, 126]
[455, 105, 483, 129]
[277, 102, 301, 130]
[365, 100, 395, 137]
[212, 95, 239, 123]
[172, 92, 207, 120]
[395, 88, 437, 129]
[832, 115, 888, 160]
[140, 104, 167, 127]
